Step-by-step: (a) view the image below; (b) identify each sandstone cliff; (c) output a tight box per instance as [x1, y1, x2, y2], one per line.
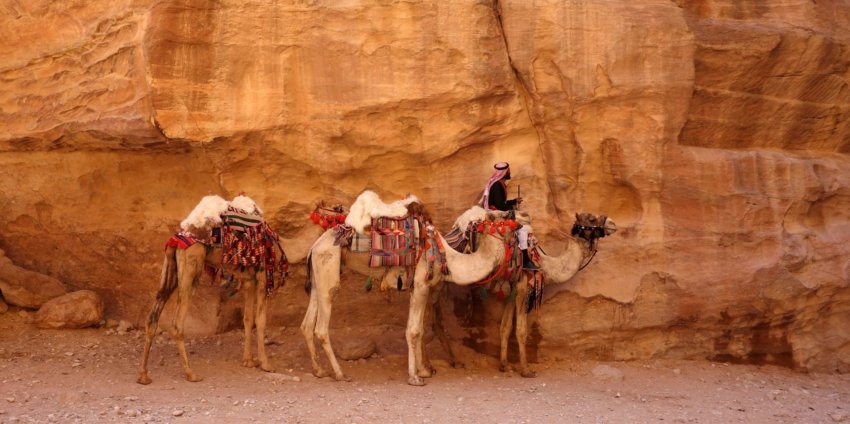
[1, 0, 847, 372]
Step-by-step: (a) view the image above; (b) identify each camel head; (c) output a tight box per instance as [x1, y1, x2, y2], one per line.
[571, 213, 618, 243]
[406, 201, 432, 226]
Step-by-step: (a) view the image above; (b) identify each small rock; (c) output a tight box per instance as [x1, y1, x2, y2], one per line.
[117, 320, 133, 334]
[591, 364, 624, 380]
[336, 338, 377, 361]
[264, 373, 301, 382]
[172, 410, 184, 417]
[830, 413, 847, 422]
[104, 319, 119, 329]
[142, 415, 154, 422]
[672, 368, 681, 375]
[0, 298, 8, 314]
[5, 398, 14, 403]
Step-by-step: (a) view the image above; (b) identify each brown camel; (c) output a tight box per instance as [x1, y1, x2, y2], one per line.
[137, 195, 287, 385]
[498, 212, 617, 377]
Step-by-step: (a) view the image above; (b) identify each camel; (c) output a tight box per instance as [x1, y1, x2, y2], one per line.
[402, 206, 518, 385]
[137, 195, 287, 385]
[497, 212, 617, 377]
[301, 192, 513, 385]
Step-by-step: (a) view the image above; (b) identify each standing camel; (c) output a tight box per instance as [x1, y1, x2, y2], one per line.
[498, 212, 617, 377]
[402, 208, 518, 385]
[301, 193, 513, 385]
[137, 195, 287, 385]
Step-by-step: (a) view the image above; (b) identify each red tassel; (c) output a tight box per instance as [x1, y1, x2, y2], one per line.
[489, 227, 496, 234]
[477, 224, 485, 232]
[320, 219, 328, 229]
[498, 226, 506, 233]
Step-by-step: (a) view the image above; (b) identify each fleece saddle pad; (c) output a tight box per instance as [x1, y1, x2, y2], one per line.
[369, 216, 416, 267]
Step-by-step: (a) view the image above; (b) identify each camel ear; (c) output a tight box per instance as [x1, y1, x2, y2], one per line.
[575, 213, 580, 222]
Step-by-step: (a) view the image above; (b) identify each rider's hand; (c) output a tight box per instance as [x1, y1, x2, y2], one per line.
[516, 197, 523, 204]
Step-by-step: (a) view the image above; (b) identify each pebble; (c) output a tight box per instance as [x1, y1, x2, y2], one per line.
[673, 368, 681, 375]
[831, 413, 847, 423]
[172, 410, 184, 417]
[4, 398, 14, 403]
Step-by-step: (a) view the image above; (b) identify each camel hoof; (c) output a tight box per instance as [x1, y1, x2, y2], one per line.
[243, 358, 258, 368]
[259, 363, 275, 373]
[334, 374, 352, 382]
[312, 369, 329, 379]
[520, 370, 537, 378]
[185, 373, 204, 383]
[417, 368, 433, 378]
[136, 373, 152, 385]
[407, 376, 426, 386]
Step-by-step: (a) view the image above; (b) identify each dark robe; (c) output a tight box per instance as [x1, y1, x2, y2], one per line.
[487, 181, 517, 211]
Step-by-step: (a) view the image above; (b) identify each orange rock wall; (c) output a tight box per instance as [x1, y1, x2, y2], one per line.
[1, 0, 848, 372]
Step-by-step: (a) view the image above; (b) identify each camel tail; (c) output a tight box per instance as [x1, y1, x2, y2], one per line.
[304, 249, 313, 294]
[146, 246, 179, 327]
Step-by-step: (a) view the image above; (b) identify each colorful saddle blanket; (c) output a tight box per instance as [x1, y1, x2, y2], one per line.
[221, 207, 289, 296]
[164, 231, 197, 250]
[369, 216, 417, 267]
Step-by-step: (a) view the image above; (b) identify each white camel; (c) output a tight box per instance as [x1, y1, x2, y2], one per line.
[137, 195, 287, 385]
[498, 212, 618, 377]
[402, 206, 518, 385]
[301, 192, 513, 385]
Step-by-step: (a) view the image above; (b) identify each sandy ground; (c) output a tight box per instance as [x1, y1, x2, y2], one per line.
[1, 309, 848, 424]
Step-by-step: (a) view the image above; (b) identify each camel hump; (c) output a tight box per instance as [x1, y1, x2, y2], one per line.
[229, 194, 263, 216]
[180, 195, 229, 232]
[344, 190, 421, 234]
[452, 206, 488, 231]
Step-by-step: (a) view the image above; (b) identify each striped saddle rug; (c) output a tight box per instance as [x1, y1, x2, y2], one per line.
[369, 216, 417, 267]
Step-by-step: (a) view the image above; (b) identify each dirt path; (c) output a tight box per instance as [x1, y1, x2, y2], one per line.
[1, 310, 847, 424]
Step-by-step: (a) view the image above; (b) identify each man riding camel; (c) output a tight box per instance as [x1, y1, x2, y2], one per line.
[480, 162, 522, 212]
[479, 162, 537, 271]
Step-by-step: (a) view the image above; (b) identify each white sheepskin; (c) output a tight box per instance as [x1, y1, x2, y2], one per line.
[452, 205, 488, 230]
[345, 190, 421, 234]
[180, 195, 229, 232]
[229, 194, 263, 215]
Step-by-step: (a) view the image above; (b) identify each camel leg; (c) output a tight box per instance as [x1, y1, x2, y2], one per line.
[242, 275, 258, 368]
[315, 284, 349, 381]
[420, 289, 436, 376]
[499, 290, 516, 372]
[406, 280, 430, 386]
[173, 249, 203, 382]
[254, 276, 274, 372]
[137, 249, 179, 385]
[300, 285, 327, 378]
[516, 274, 536, 378]
[431, 285, 463, 369]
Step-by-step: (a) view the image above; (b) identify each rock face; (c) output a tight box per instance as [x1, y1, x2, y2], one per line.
[34, 290, 105, 329]
[0, 1, 848, 372]
[0, 249, 68, 309]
